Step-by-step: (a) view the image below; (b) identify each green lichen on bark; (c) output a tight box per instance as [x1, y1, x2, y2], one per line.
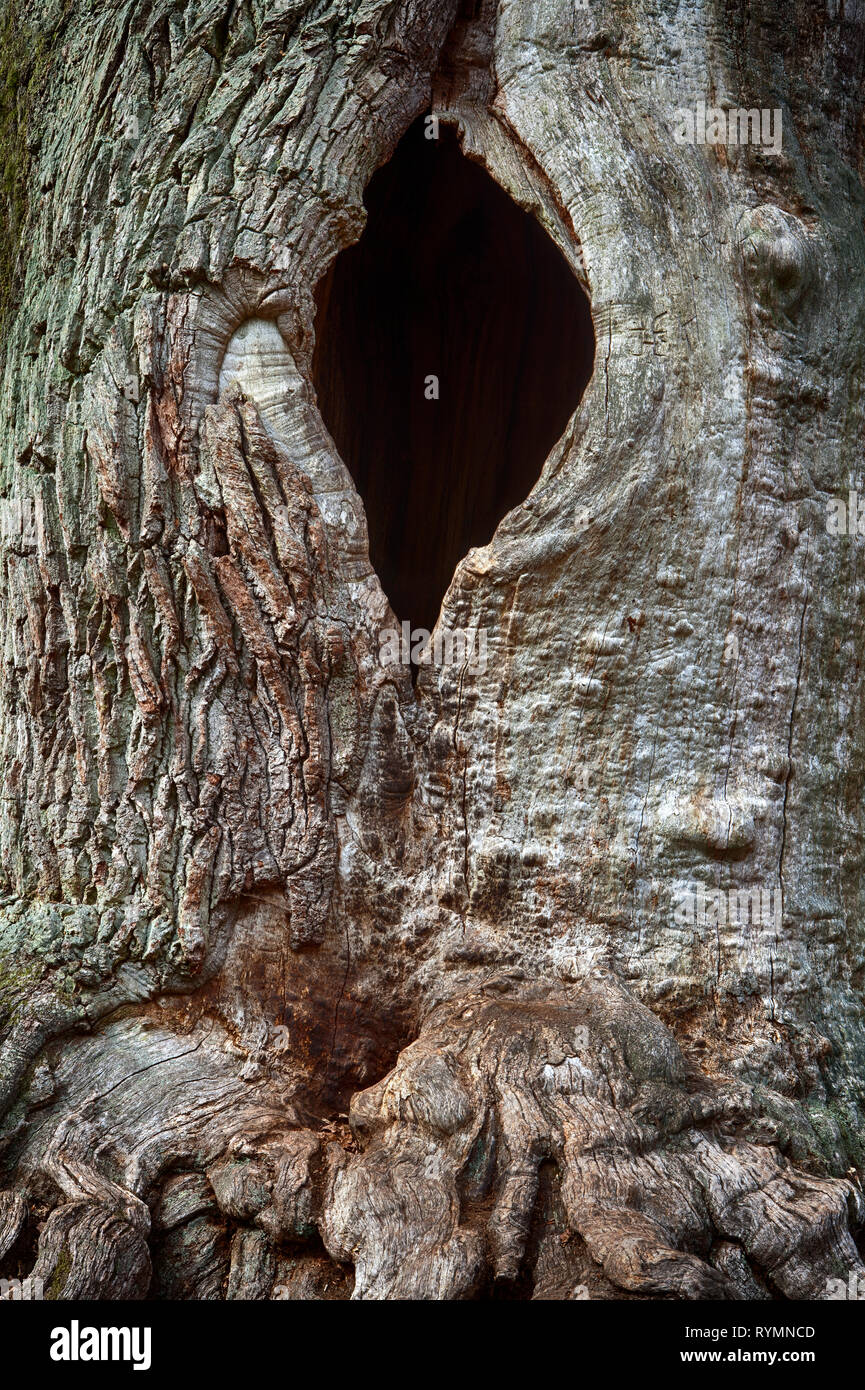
[0, 949, 42, 1028]
[45, 1245, 71, 1299]
[0, 0, 70, 344]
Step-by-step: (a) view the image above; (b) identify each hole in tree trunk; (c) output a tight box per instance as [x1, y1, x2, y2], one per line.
[312, 116, 595, 633]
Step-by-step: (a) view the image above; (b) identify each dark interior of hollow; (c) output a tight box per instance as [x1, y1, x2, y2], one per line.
[312, 117, 595, 633]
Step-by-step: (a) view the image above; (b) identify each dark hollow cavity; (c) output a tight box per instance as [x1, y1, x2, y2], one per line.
[312, 116, 595, 632]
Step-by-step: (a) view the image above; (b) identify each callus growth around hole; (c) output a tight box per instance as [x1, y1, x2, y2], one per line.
[312, 117, 595, 633]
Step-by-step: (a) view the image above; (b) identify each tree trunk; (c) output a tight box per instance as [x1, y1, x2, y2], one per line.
[1, 0, 864, 1301]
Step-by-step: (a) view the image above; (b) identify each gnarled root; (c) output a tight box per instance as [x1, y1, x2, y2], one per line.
[1, 973, 862, 1301]
[321, 974, 864, 1299]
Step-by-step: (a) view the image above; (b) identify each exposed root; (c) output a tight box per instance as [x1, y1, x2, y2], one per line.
[1, 972, 862, 1300]
[321, 974, 865, 1300]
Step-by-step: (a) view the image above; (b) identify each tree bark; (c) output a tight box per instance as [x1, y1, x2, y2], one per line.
[1, 0, 865, 1300]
